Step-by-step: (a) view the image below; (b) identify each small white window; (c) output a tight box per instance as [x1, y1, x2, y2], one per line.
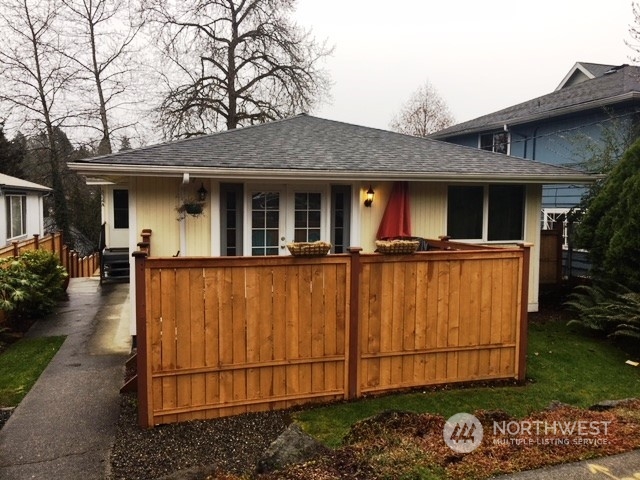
[6, 194, 27, 239]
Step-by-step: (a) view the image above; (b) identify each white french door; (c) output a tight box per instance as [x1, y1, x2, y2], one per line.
[245, 186, 327, 256]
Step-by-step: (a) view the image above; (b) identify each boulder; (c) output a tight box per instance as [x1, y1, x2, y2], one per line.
[256, 423, 328, 473]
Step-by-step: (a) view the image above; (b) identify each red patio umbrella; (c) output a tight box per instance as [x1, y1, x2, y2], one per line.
[376, 181, 412, 239]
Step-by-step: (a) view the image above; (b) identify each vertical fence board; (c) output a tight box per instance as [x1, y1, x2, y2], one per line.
[190, 268, 206, 409]
[298, 265, 312, 395]
[231, 268, 247, 414]
[175, 268, 192, 421]
[271, 266, 287, 409]
[203, 268, 221, 418]
[160, 269, 178, 424]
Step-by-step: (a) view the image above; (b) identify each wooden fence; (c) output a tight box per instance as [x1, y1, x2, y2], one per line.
[134, 240, 530, 428]
[0, 233, 99, 278]
[540, 229, 563, 285]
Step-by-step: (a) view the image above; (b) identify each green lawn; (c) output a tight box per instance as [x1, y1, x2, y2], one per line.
[296, 320, 640, 447]
[0, 336, 65, 407]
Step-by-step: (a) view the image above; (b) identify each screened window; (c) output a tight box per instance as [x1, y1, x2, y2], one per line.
[6, 195, 26, 239]
[447, 186, 483, 239]
[488, 185, 524, 241]
[113, 189, 129, 229]
[480, 132, 509, 154]
[447, 185, 525, 241]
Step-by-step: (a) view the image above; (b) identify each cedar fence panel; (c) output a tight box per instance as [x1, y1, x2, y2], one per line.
[135, 243, 530, 428]
[358, 250, 525, 396]
[137, 255, 351, 427]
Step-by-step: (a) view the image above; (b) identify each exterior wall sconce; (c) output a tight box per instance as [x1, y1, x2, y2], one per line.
[364, 185, 375, 207]
[197, 183, 208, 201]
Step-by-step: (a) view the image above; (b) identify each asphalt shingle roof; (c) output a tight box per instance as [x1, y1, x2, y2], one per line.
[0, 173, 50, 192]
[70, 114, 593, 182]
[431, 64, 640, 139]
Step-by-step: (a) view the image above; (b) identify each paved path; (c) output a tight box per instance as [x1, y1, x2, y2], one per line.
[493, 449, 640, 479]
[0, 278, 131, 480]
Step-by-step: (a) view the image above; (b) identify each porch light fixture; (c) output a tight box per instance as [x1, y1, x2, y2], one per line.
[364, 185, 375, 207]
[197, 183, 208, 201]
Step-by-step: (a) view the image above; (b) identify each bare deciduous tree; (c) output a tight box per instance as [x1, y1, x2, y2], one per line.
[61, 0, 143, 154]
[390, 81, 455, 137]
[0, 0, 76, 237]
[142, 0, 332, 137]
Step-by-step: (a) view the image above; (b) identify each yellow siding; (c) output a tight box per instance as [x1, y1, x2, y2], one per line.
[134, 177, 182, 257]
[358, 182, 391, 252]
[525, 184, 542, 311]
[410, 183, 447, 238]
[185, 179, 212, 256]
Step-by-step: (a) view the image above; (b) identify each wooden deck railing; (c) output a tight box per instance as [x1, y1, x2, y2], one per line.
[134, 240, 530, 428]
[0, 232, 99, 279]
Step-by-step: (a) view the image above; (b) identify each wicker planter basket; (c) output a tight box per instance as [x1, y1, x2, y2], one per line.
[375, 239, 420, 254]
[287, 241, 332, 256]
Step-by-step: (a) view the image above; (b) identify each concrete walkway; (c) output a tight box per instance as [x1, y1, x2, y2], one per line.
[493, 449, 640, 479]
[0, 278, 131, 480]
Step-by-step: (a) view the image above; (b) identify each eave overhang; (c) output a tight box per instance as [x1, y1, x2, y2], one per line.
[68, 162, 600, 185]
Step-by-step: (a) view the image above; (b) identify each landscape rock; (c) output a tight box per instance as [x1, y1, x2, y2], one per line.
[546, 400, 571, 411]
[256, 423, 329, 473]
[589, 398, 638, 411]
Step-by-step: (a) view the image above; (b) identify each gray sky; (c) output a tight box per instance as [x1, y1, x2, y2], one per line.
[294, 0, 635, 130]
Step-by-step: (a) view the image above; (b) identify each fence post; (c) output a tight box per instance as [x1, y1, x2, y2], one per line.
[132, 250, 152, 428]
[12, 242, 18, 258]
[517, 243, 532, 383]
[33, 234, 40, 250]
[347, 247, 362, 399]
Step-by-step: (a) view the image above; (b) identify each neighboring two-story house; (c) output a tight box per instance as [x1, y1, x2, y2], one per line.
[431, 62, 640, 232]
[0, 173, 51, 246]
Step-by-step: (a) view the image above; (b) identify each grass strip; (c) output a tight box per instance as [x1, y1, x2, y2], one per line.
[0, 336, 65, 407]
[296, 320, 640, 447]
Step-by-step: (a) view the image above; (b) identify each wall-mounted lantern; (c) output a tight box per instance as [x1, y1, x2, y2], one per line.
[364, 185, 375, 207]
[197, 183, 208, 201]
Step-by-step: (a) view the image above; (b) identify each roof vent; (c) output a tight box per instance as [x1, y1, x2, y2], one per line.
[604, 64, 629, 75]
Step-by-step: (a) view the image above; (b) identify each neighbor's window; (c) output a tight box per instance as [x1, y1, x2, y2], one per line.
[6, 194, 27, 239]
[447, 185, 525, 241]
[480, 132, 509, 154]
[113, 189, 129, 229]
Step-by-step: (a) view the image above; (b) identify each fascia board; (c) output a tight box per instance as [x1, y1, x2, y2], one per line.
[68, 162, 599, 185]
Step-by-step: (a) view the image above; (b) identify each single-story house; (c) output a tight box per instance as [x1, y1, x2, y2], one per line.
[0, 173, 51, 247]
[431, 62, 640, 227]
[68, 114, 596, 332]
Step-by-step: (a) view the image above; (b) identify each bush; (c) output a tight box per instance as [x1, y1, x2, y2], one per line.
[566, 282, 640, 351]
[0, 250, 68, 328]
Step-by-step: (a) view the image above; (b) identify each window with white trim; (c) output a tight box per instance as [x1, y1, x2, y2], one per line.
[480, 132, 509, 154]
[447, 185, 525, 241]
[6, 194, 27, 239]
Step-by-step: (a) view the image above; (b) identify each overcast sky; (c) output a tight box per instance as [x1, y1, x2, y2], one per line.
[293, 0, 635, 130]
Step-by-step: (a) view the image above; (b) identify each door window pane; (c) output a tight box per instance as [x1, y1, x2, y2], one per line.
[251, 192, 279, 256]
[293, 192, 322, 243]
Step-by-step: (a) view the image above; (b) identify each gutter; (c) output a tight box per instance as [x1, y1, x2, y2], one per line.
[68, 162, 600, 185]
